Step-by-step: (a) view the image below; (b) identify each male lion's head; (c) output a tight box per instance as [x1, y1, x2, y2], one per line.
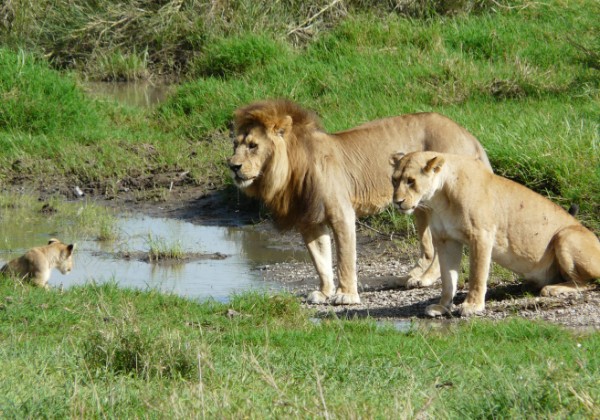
[390, 152, 445, 215]
[227, 99, 322, 194]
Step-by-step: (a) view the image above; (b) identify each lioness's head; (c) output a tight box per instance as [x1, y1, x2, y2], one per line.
[390, 152, 445, 214]
[48, 239, 76, 275]
[227, 99, 322, 193]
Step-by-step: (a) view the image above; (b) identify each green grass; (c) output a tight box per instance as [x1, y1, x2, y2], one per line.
[0, 283, 598, 417]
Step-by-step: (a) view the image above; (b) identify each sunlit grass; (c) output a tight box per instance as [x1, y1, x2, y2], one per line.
[0, 283, 597, 417]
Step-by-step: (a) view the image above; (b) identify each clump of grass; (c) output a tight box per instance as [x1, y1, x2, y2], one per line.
[146, 233, 184, 262]
[90, 49, 150, 82]
[83, 314, 198, 380]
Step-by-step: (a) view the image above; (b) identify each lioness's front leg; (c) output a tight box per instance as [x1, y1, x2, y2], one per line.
[425, 239, 462, 317]
[459, 235, 494, 316]
[302, 224, 335, 304]
[329, 207, 360, 305]
[405, 209, 441, 288]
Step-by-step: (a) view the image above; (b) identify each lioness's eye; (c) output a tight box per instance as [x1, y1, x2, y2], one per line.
[407, 177, 415, 187]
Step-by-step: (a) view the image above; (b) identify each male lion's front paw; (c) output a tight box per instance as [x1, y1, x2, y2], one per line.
[306, 291, 329, 304]
[330, 293, 361, 305]
[425, 304, 451, 317]
[458, 302, 485, 317]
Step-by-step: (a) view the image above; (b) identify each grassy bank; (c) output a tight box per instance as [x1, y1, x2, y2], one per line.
[0, 283, 598, 417]
[0, 0, 598, 230]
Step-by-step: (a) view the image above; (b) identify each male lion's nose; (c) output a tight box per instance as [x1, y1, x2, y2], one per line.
[229, 162, 242, 172]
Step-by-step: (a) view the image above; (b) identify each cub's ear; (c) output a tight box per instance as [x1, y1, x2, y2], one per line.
[67, 244, 76, 255]
[48, 238, 60, 245]
[273, 115, 292, 137]
[424, 156, 445, 173]
[389, 152, 406, 167]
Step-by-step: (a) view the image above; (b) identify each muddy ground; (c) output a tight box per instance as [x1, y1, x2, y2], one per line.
[89, 185, 600, 331]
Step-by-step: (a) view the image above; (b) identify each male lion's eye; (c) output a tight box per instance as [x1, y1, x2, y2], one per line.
[248, 142, 258, 150]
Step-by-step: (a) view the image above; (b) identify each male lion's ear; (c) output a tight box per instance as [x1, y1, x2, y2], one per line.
[389, 152, 406, 167]
[272, 115, 292, 137]
[424, 156, 445, 173]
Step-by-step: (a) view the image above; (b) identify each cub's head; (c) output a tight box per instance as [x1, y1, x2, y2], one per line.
[227, 101, 294, 191]
[390, 152, 445, 215]
[48, 239, 76, 275]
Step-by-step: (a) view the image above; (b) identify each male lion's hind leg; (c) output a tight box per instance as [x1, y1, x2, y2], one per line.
[404, 210, 441, 288]
[541, 226, 600, 297]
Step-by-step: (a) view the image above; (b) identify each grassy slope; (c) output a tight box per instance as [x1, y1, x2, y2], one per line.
[0, 283, 598, 417]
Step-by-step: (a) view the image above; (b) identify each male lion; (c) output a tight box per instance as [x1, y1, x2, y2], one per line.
[228, 99, 491, 305]
[391, 151, 600, 316]
[0, 238, 76, 289]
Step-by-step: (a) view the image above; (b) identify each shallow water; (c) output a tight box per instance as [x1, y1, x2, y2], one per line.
[84, 81, 172, 108]
[0, 213, 310, 302]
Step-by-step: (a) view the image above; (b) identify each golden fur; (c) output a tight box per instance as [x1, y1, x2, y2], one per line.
[0, 238, 76, 289]
[228, 99, 492, 304]
[391, 151, 600, 316]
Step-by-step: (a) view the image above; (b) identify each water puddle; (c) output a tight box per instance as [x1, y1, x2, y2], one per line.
[1, 213, 310, 302]
[84, 81, 172, 108]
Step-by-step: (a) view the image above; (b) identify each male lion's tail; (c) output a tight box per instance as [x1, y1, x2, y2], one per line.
[474, 140, 493, 172]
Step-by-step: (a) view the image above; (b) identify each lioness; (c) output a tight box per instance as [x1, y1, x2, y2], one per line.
[391, 151, 600, 316]
[228, 99, 491, 305]
[0, 238, 76, 289]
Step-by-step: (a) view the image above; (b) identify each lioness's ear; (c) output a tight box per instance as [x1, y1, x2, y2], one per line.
[48, 238, 60, 245]
[66, 244, 76, 255]
[273, 115, 292, 137]
[389, 152, 406, 167]
[424, 156, 445, 173]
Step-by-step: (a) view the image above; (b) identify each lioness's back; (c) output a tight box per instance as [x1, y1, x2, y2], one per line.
[334, 112, 491, 170]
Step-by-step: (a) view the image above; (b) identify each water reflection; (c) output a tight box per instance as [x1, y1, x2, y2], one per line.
[84, 81, 172, 108]
[0, 213, 309, 302]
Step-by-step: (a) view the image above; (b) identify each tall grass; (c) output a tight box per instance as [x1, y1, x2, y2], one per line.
[0, 284, 598, 417]
[0, 0, 516, 80]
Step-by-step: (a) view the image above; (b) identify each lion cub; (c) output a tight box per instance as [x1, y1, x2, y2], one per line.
[0, 239, 76, 289]
[391, 151, 600, 317]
